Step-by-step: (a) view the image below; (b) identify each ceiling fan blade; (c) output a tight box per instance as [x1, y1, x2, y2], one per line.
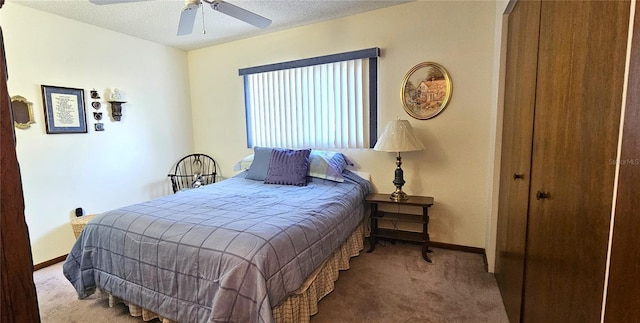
[177, 4, 199, 36]
[211, 0, 272, 29]
[89, 0, 151, 5]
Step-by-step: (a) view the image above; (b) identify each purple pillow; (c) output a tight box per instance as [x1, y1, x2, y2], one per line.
[264, 148, 311, 186]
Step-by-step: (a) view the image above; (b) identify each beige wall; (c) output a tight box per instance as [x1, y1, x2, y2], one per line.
[188, 1, 498, 252]
[2, 3, 194, 264]
[485, 0, 511, 272]
[2, 1, 508, 270]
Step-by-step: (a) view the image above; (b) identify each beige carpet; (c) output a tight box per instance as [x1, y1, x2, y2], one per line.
[34, 242, 508, 323]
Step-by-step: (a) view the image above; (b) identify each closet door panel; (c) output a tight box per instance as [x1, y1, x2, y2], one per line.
[495, 0, 540, 321]
[523, 1, 630, 322]
[605, 0, 640, 320]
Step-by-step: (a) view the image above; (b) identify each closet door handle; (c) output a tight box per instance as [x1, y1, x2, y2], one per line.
[536, 191, 550, 200]
[513, 173, 524, 180]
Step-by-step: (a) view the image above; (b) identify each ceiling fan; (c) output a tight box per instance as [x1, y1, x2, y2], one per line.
[89, 0, 272, 36]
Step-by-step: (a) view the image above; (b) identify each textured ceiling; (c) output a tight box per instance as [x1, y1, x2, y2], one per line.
[11, 0, 412, 51]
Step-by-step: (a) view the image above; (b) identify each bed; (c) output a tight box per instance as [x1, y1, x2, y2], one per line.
[63, 149, 371, 323]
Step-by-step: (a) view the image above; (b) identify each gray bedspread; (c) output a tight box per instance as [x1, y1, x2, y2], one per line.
[63, 170, 371, 323]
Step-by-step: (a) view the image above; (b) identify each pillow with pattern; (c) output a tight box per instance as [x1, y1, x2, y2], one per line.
[308, 150, 354, 182]
[264, 148, 311, 186]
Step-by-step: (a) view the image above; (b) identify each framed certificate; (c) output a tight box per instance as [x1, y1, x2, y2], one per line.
[41, 85, 87, 134]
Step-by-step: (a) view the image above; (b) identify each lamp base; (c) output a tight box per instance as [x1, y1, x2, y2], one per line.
[390, 188, 408, 201]
[389, 152, 409, 201]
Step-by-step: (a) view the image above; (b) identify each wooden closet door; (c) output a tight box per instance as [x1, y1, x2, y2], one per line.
[494, 0, 540, 321]
[604, 0, 640, 320]
[523, 1, 630, 322]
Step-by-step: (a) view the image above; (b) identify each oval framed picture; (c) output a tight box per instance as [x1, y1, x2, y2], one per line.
[11, 95, 35, 129]
[401, 62, 452, 120]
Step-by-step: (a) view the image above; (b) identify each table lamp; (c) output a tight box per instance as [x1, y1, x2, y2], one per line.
[374, 119, 424, 201]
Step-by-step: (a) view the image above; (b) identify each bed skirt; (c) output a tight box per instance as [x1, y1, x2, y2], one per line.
[96, 220, 365, 323]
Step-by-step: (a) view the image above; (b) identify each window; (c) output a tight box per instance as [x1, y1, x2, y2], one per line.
[239, 48, 379, 149]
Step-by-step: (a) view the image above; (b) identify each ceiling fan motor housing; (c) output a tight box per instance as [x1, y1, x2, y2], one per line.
[184, 0, 200, 10]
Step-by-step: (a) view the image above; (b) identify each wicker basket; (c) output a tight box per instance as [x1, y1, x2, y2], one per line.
[71, 214, 96, 238]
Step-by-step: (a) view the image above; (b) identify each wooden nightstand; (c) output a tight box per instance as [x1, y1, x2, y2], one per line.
[365, 193, 434, 262]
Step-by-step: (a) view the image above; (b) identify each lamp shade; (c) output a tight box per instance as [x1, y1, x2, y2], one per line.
[373, 119, 425, 152]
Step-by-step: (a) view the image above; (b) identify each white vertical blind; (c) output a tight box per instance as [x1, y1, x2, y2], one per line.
[246, 58, 369, 149]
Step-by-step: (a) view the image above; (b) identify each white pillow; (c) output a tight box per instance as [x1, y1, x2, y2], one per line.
[233, 154, 254, 171]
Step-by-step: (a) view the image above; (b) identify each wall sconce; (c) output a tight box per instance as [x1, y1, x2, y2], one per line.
[108, 88, 126, 121]
[108, 101, 126, 121]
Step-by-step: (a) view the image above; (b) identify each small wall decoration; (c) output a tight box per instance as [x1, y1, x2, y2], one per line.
[10, 95, 35, 129]
[401, 62, 452, 120]
[108, 88, 126, 121]
[89, 88, 104, 131]
[41, 85, 87, 134]
[110, 88, 122, 101]
[90, 89, 100, 100]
